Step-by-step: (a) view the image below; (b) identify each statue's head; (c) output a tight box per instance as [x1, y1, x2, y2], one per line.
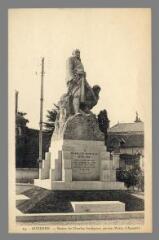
[93, 85, 101, 96]
[72, 49, 80, 59]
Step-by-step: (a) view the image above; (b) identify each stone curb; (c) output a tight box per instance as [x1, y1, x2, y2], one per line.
[16, 211, 144, 222]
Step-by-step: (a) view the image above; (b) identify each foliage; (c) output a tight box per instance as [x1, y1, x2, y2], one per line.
[97, 109, 109, 145]
[44, 108, 57, 133]
[16, 111, 29, 127]
[98, 109, 109, 133]
[116, 166, 144, 191]
[136, 170, 144, 191]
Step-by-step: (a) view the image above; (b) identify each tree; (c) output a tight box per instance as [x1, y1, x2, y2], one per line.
[16, 112, 29, 128]
[44, 107, 57, 133]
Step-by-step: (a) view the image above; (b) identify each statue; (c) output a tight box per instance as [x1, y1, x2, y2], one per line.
[65, 49, 86, 114]
[54, 49, 101, 132]
[61, 49, 101, 114]
[134, 111, 142, 122]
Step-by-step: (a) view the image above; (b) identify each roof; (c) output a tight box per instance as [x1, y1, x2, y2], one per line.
[108, 122, 144, 133]
[107, 134, 144, 149]
[122, 134, 144, 148]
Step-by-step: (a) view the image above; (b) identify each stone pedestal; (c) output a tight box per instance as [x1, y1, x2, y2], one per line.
[71, 201, 125, 213]
[34, 114, 125, 190]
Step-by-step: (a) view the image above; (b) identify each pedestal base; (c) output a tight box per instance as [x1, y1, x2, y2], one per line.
[34, 115, 126, 191]
[34, 179, 125, 190]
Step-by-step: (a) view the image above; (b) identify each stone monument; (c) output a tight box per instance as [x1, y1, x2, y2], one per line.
[34, 49, 125, 190]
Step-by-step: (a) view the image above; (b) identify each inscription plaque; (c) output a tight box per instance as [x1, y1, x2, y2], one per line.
[71, 151, 100, 181]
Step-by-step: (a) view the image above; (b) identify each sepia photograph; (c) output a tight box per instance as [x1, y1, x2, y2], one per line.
[8, 8, 152, 233]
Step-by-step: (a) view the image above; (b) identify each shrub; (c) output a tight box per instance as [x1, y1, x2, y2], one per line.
[116, 166, 144, 191]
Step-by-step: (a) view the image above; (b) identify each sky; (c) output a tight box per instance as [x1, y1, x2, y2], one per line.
[9, 8, 151, 129]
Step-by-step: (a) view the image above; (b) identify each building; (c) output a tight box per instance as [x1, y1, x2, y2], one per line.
[107, 117, 144, 170]
[16, 112, 52, 168]
[15, 91, 53, 169]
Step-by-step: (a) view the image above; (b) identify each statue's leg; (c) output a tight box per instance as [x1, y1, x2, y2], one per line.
[73, 96, 80, 114]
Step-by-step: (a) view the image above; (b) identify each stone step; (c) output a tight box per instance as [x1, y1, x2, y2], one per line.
[34, 179, 126, 190]
[34, 179, 52, 190]
[51, 181, 125, 190]
[71, 201, 125, 213]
